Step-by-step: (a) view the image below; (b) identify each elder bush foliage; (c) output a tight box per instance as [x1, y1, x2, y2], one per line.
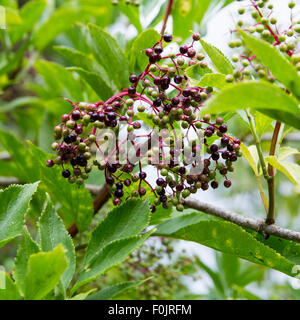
[0, 0, 300, 300]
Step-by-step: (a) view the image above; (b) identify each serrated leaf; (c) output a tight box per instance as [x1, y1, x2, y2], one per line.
[196, 73, 227, 89]
[200, 39, 234, 75]
[86, 279, 149, 300]
[239, 30, 300, 99]
[67, 67, 115, 101]
[278, 147, 300, 161]
[201, 81, 300, 130]
[28, 142, 93, 231]
[13, 227, 40, 295]
[255, 111, 273, 137]
[8, 0, 46, 44]
[0, 272, 21, 300]
[0, 129, 40, 181]
[156, 213, 296, 276]
[265, 156, 300, 186]
[117, 1, 142, 33]
[129, 29, 161, 72]
[23, 245, 68, 300]
[84, 199, 150, 267]
[72, 231, 154, 294]
[39, 200, 76, 291]
[88, 24, 129, 89]
[240, 144, 261, 177]
[0, 182, 39, 248]
[33, 7, 84, 51]
[35, 60, 84, 102]
[186, 64, 212, 86]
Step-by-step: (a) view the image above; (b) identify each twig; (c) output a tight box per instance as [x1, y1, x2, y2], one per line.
[161, 0, 174, 35]
[266, 121, 281, 225]
[184, 199, 300, 243]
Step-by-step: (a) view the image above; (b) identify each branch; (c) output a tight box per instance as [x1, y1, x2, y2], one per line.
[184, 199, 300, 243]
[266, 121, 281, 225]
[161, 0, 174, 35]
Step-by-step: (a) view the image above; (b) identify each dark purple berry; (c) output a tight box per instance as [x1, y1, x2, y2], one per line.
[211, 181, 219, 189]
[153, 98, 161, 107]
[72, 110, 81, 121]
[210, 144, 219, 153]
[219, 124, 228, 133]
[128, 86, 136, 95]
[129, 74, 138, 83]
[139, 171, 147, 180]
[211, 152, 220, 161]
[113, 198, 121, 206]
[163, 34, 172, 42]
[224, 180, 232, 188]
[156, 178, 165, 186]
[62, 170, 71, 178]
[154, 45, 163, 54]
[114, 189, 124, 198]
[116, 182, 123, 189]
[106, 176, 114, 185]
[124, 179, 131, 187]
[180, 45, 188, 54]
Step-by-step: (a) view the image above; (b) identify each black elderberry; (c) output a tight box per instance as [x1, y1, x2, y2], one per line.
[219, 124, 228, 133]
[210, 144, 219, 153]
[171, 97, 180, 105]
[150, 205, 156, 213]
[222, 151, 229, 160]
[204, 129, 213, 137]
[129, 74, 138, 83]
[77, 154, 87, 167]
[116, 182, 123, 189]
[211, 181, 219, 189]
[139, 188, 146, 196]
[182, 88, 191, 97]
[62, 170, 71, 178]
[72, 110, 81, 121]
[124, 179, 131, 187]
[163, 34, 172, 42]
[107, 112, 116, 121]
[211, 152, 220, 161]
[221, 137, 229, 146]
[180, 45, 188, 54]
[227, 143, 234, 152]
[114, 189, 124, 198]
[176, 183, 184, 192]
[154, 45, 163, 54]
[160, 195, 168, 203]
[174, 75, 183, 84]
[156, 178, 165, 186]
[128, 86, 136, 95]
[139, 172, 147, 180]
[73, 167, 81, 176]
[70, 157, 77, 166]
[153, 98, 161, 107]
[90, 112, 98, 122]
[224, 180, 232, 188]
[106, 176, 114, 185]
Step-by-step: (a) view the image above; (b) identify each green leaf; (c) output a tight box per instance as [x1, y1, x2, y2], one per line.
[67, 67, 114, 101]
[129, 29, 161, 72]
[23, 245, 68, 300]
[278, 147, 300, 161]
[84, 199, 150, 267]
[201, 81, 300, 130]
[9, 0, 46, 44]
[72, 231, 154, 294]
[117, 1, 142, 33]
[39, 200, 76, 291]
[88, 24, 129, 89]
[221, 253, 240, 286]
[240, 144, 261, 177]
[35, 60, 84, 102]
[86, 279, 149, 300]
[28, 142, 94, 231]
[0, 97, 40, 113]
[54, 45, 116, 99]
[13, 227, 40, 295]
[0, 182, 39, 248]
[33, 7, 85, 51]
[254, 111, 273, 137]
[196, 73, 228, 89]
[186, 64, 212, 86]
[0, 129, 40, 181]
[265, 156, 300, 186]
[0, 272, 21, 300]
[239, 30, 300, 99]
[156, 213, 296, 276]
[200, 39, 234, 75]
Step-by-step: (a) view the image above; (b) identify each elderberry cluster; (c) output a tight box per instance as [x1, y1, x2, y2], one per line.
[225, 0, 300, 83]
[47, 32, 242, 212]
